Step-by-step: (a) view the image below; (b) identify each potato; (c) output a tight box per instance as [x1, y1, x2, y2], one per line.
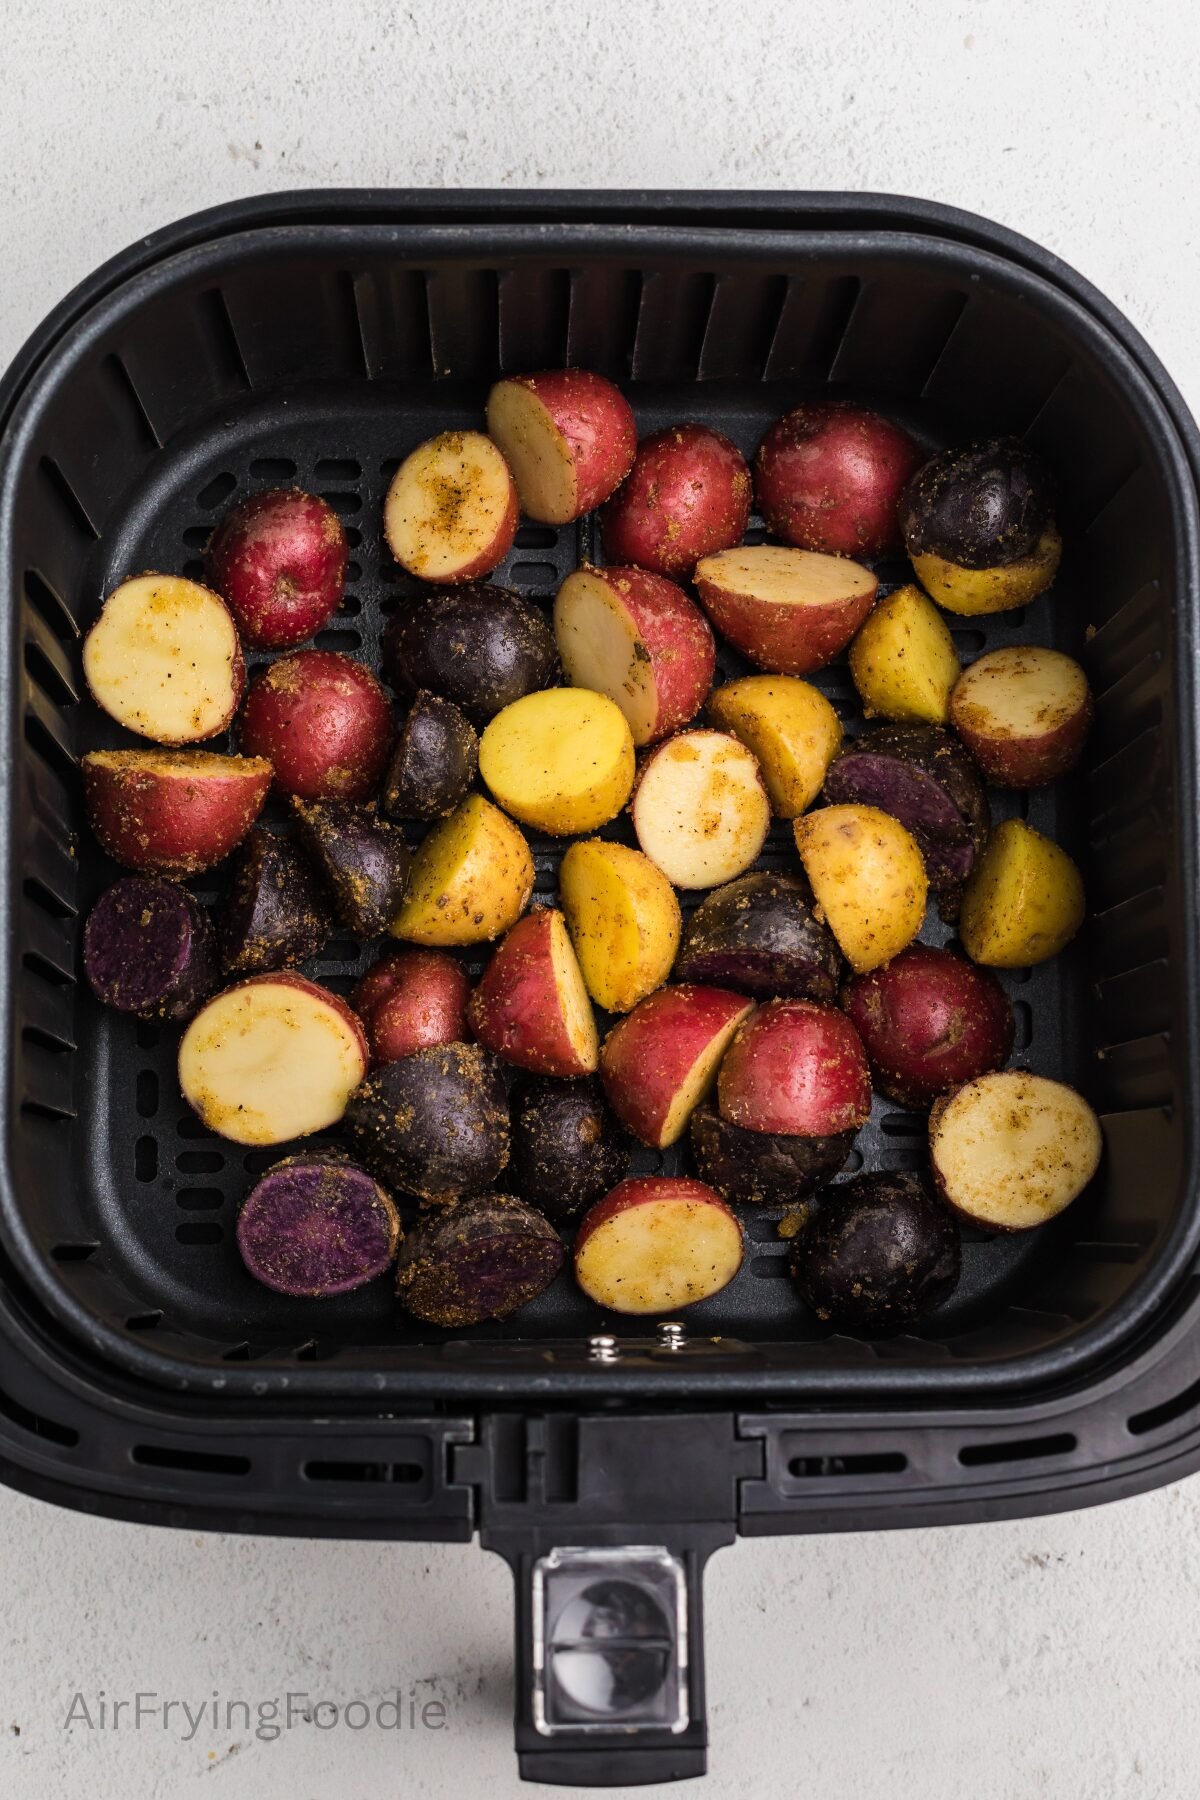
[217, 827, 332, 974]
[478, 688, 635, 835]
[236, 1152, 400, 1297]
[900, 440, 1061, 615]
[557, 837, 681, 1014]
[343, 1042, 509, 1202]
[382, 585, 558, 726]
[573, 1176, 743, 1314]
[958, 818, 1084, 967]
[706, 674, 842, 818]
[396, 1193, 563, 1325]
[510, 1076, 631, 1219]
[291, 798, 411, 938]
[82, 748, 272, 876]
[929, 1070, 1102, 1230]
[841, 945, 1014, 1108]
[178, 972, 369, 1146]
[793, 803, 927, 973]
[848, 583, 961, 725]
[673, 871, 841, 1001]
[82, 574, 244, 745]
[239, 650, 394, 801]
[599, 424, 751, 578]
[790, 1171, 961, 1333]
[690, 1105, 856, 1208]
[486, 369, 636, 524]
[753, 404, 921, 557]
[632, 729, 771, 889]
[83, 876, 217, 1022]
[382, 690, 478, 822]
[553, 564, 715, 746]
[693, 545, 877, 676]
[949, 646, 1093, 787]
[599, 983, 753, 1149]
[391, 793, 534, 946]
[206, 487, 347, 649]
[716, 998, 871, 1137]
[467, 907, 599, 1078]
[350, 946, 471, 1067]
[383, 429, 518, 584]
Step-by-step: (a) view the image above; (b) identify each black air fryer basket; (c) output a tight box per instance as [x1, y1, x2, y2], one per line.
[3, 191, 1200, 1784]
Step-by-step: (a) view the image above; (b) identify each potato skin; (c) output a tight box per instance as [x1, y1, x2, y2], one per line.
[716, 998, 871, 1137]
[754, 404, 922, 557]
[382, 690, 479, 822]
[206, 487, 347, 649]
[706, 674, 842, 818]
[342, 1042, 510, 1202]
[487, 370, 637, 522]
[83, 876, 218, 1021]
[396, 1192, 563, 1325]
[959, 818, 1084, 968]
[558, 838, 681, 1014]
[949, 647, 1093, 788]
[600, 424, 751, 578]
[239, 650, 394, 801]
[673, 871, 841, 1001]
[382, 585, 558, 726]
[694, 547, 878, 677]
[790, 1171, 961, 1334]
[510, 1076, 631, 1219]
[83, 749, 272, 877]
[351, 946, 471, 1067]
[690, 1104, 855, 1207]
[217, 826, 332, 974]
[291, 798, 410, 937]
[901, 441, 1060, 615]
[841, 945, 1014, 1108]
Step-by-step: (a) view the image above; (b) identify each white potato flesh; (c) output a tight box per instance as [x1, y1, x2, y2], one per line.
[383, 430, 515, 580]
[83, 574, 241, 743]
[486, 380, 579, 523]
[696, 545, 876, 609]
[554, 568, 659, 742]
[632, 731, 770, 888]
[930, 1070, 1102, 1230]
[951, 647, 1090, 739]
[575, 1198, 743, 1313]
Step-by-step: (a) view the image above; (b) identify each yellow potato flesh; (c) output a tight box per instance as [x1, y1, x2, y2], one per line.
[706, 675, 842, 818]
[559, 838, 682, 1013]
[848, 583, 961, 724]
[959, 818, 1084, 967]
[390, 794, 534, 946]
[479, 687, 635, 835]
[912, 525, 1062, 616]
[793, 803, 927, 973]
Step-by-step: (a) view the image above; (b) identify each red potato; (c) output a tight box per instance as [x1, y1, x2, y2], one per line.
[82, 574, 244, 744]
[468, 908, 599, 1078]
[82, 749, 272, 876]
[486, 369, 636, 524]
[383, 429, 518, 584]
[178, 970, 369, 1146]
[693, 545, 878, 675]
[599, 983, 753, 1149]
[599, 424, 751, 577]
[205, 487, 347, 649]
[716, 999, 871, 1137]
[841, 945, 1015, 1109]
[631, 729, 771, 888]
[573, 1176, 743, 1314]
[239, 649, 393, 801]
[949, 646, 1093, 787]
[553, 565, 716, 746]
[351, 946, 471, 1067]
[754, 404, 923, 556]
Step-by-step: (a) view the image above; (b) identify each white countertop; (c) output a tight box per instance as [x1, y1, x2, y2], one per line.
[4, 2, 1200, 1794]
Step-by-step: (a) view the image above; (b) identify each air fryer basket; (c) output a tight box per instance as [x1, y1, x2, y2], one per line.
[2, 192, 1200, 1784]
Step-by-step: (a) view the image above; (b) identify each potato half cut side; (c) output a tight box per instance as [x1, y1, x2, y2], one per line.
[929, 1070, 1102, 1230]
[383, 430, 518, 583]
[694, 545, 877, 675]
[949, 646, 1093, 787]
[573, 1178, 744, 1314]
[632, 730, 770, 888]
[479, 688, 635, 835]
[83, 574, 243, 743]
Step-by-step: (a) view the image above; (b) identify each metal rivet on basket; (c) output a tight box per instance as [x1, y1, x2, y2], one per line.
[658, 1321, 687, 1351]
[588, 1335, 619, 1363]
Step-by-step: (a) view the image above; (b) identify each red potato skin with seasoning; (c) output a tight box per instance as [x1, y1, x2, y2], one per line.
[600, 425, 752, 577]
[754, 405, 923, 557]
[468, 909, 596, 1078]
[693, 563, 879, 677]
[716, 998, 872, 1137]
[239, 650, 394, 800]
[563, 565, 716, 743]
[502, 370, 637, 516]
[599, 983, 754, 1148]
[206, 488, 347, 649]
[351, 947, 471, 1067]
[82, 749, 273, 876]
[841, 945, 1015, 1108]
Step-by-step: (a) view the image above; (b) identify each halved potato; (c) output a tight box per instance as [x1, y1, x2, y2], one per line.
[706, 674, 842, 818]
[950, 646, 1092, 787]
[848, 582, 962, 725]
[573, 1176, 744, 1314]
[479, 687, 635, 835]
[632, 730, 771, 889]
[959, 818, 1084, 968]
[558, 837, 681, 1013]
[83, 574, 244, 744]
[929, 1070, 1102, 1229]
[693, 545, 877, 675]
[391, 793, 534, 946]
[911, 526, 1062, 616]
[383, 430, 518, 584]
[793, 803, 927, 973]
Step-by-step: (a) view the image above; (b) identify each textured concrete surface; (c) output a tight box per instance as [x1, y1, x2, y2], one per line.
[4, 1, 1200, 1794]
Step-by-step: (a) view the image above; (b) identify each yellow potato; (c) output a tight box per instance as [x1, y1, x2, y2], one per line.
[479, 688, 635, 835]
[391, 794, 534, 946]
[912, 525, 1062, 616]
[959, 818, 1084, 967]
[559, 838, 681, 1013]
[706, 675, 842, 818]
[793, 803, 927, 973]
[848, 583, 961, 724]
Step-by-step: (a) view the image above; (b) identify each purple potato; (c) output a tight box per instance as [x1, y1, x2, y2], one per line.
[342, 1042, 510, 1202]
[83, 876, 217, 1021]
[217, 827, 331, 974]
[383, 689, 479, 823]
[690, 1104, 856, 1207]
[511, 1077, 630, 1219]
[291, 798, 410, 937]
[899, 439, 1054, 569]
[382, 585, 559, 726]
[790, 1170, 961, 1335]
[673, 871, 841, 999]
[822, 723, 990, 918]
[396, 1192, 563, 1325]
[237, 1150, 400, 1297]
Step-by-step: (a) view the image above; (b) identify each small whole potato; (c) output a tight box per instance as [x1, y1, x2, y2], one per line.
[239, 650, 393, 801]
[600, 424, 751, 578]
[754, 403, 922, 556]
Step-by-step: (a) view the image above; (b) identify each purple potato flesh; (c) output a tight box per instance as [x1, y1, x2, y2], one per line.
[237, 1152, 400, 1297]
[396, 1193, 564, 1325]
[83, 876, 217, 1021]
